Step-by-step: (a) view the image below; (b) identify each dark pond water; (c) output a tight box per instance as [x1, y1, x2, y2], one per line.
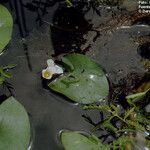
[0, 0, 150, 150]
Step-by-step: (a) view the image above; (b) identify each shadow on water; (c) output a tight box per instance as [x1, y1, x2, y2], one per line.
[138, 43, 150, 60]
[0, 0, 9, 3]
[22, 43, 33, 71]
[0, 95, 8, 104]
[0, 82, 14, 98]
[51, 7, 92, 56]
[132, 16, 150, 26]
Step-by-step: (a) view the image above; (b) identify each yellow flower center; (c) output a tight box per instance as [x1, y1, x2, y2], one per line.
[43, 70, 53, 78]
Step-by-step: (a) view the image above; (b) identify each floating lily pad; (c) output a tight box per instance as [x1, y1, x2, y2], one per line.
[0, 97, 31, 150]
[61, 131, 108, 150]
[0, 4, 13, 53]
[49, 54, 109, 104]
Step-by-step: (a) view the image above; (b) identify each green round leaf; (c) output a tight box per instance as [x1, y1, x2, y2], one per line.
[0, 97, 31, 150]
[49, 54, 109, 104]
[61, 131, 108, 150]
[0, 4, 13, 53]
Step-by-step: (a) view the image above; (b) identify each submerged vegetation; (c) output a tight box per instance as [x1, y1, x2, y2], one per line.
[61, 86, 150, 150]
[84, 93, 150, 149]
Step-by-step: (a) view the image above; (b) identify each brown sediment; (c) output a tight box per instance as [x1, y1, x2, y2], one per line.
[134, 36, 150, 44]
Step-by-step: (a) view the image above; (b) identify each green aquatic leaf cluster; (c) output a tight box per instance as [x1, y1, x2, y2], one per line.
[83, 95, 150, 149]
[84, 103, 150, 133]
[49, 54, 109, 104]
[0, 64, 16, 85]
[0, 97, 31, 150]
[0, 4, 13, 53]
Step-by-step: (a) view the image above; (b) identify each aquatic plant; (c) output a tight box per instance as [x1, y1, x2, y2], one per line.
[83, 89, 150, 149]
[43, 54, 109, 104]
[0, 4, 13, 54]
[61, 131, 109, 150]
[0, 97, 31, 150]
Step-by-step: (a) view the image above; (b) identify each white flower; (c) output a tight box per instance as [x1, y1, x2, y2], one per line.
[42, 59, 63, 79]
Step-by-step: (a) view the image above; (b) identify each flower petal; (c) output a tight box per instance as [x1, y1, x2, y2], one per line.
[42, 59, 64, 79]
[47, 65, 63, 74]
[54, 65, 64, 74]
[47, 59, 55, 67]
